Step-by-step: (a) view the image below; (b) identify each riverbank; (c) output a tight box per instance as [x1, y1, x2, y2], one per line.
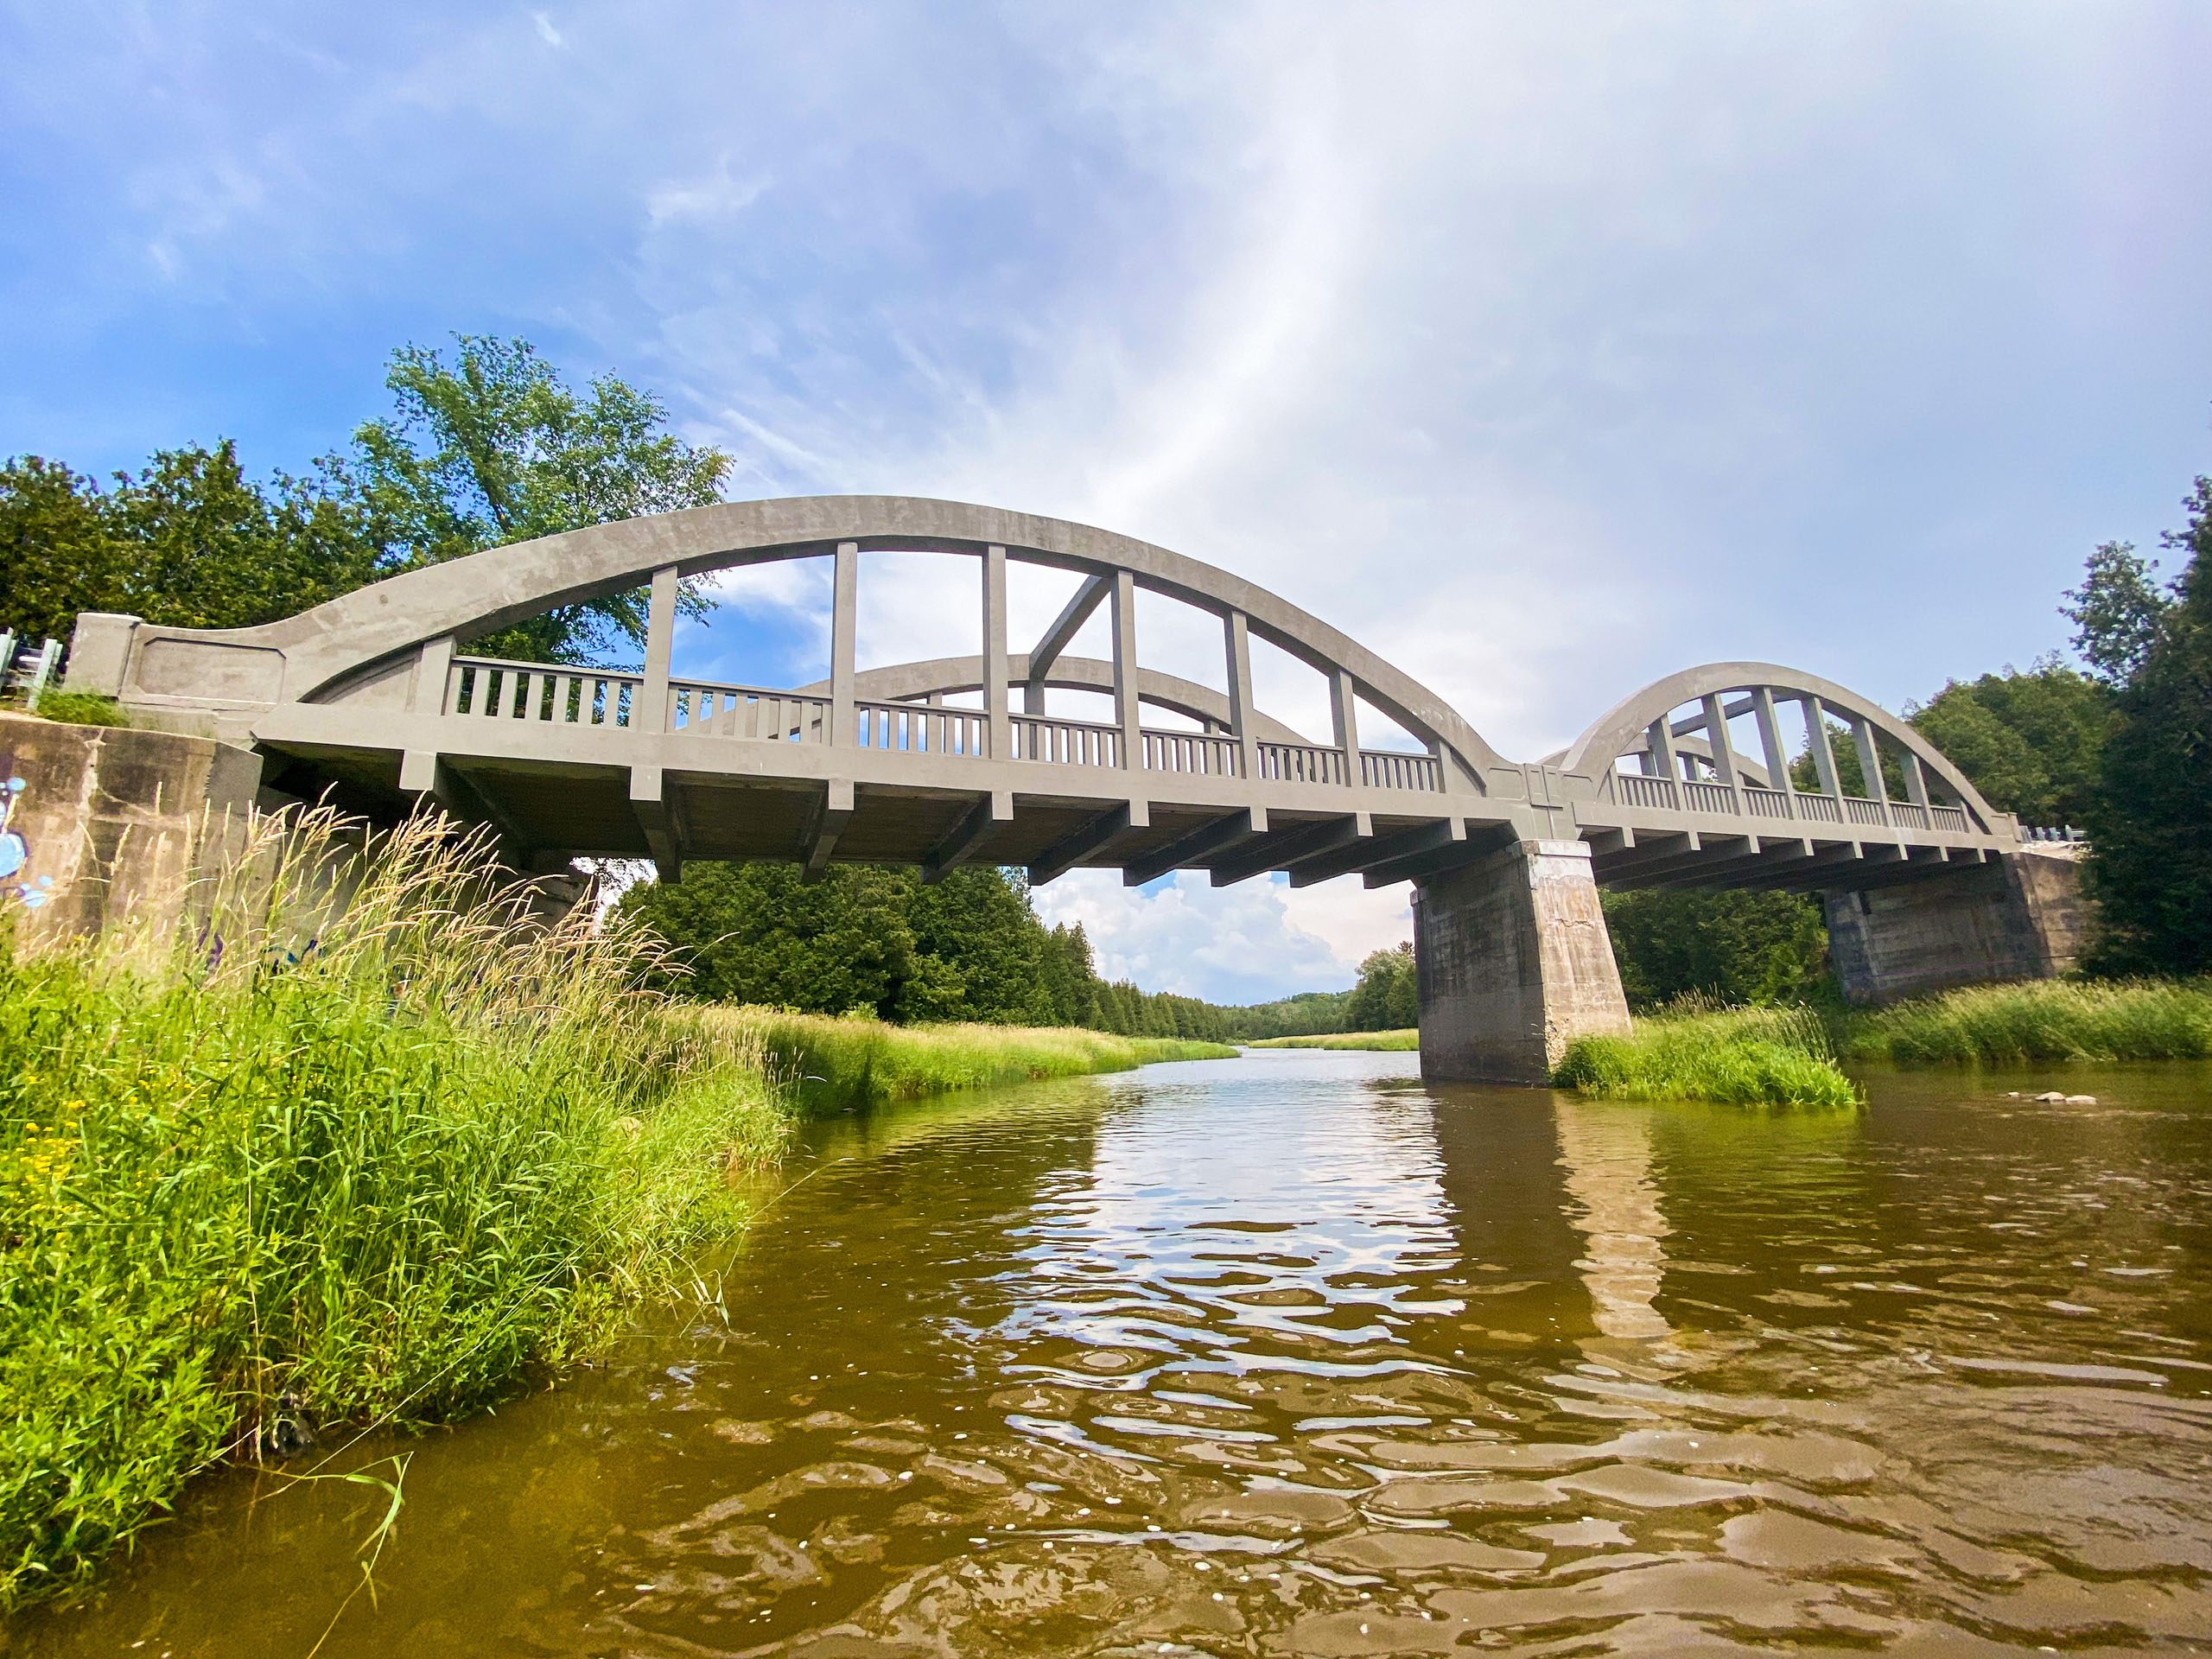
[1834, 977, 2212, 1067]
[1551, 978, 2212, 1106]
[0, 816, 789, 1611]
[1244, 1030, 1419, 1051]
[1552, 1001, 1859, 1106]
[712, 1007, 1235, 1110]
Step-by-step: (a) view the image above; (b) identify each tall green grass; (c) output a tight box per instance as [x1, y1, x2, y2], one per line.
[1245, 1030, 1421, 1051]
[709, 1007, 1235, 1110]
[1553, 999, 1859, 1108]
[1834, 977, 2212, 1068]
[0, 812, 788, 1610]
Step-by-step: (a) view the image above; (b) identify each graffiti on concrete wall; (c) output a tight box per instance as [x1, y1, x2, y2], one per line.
[0, 773, 54, 909]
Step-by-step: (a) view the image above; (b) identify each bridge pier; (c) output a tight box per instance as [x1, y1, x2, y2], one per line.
[1414, 838, 1632, 1086]
[1821, 846, 2090, 1005]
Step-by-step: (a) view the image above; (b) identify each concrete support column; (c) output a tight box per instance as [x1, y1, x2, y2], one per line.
[1331, 668, 1362, 788]
[1646, 715, 1681, 782]
[1110, 569, 1140, 769]
[1414, 838, 1632, 1086]
[1900, 749, 1930, 808]
[1224, 609, 1260, 782]
[639, 565, 677, 734]
[829, 541, 858, 748]
[982, 544, 1009, 760]
[1822, 848, 2092, 1005]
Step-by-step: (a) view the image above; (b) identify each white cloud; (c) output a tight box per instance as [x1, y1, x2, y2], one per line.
[531, 12, 564, 49]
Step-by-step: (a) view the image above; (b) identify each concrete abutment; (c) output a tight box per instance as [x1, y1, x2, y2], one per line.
[1822, 846, 2092, 1005]
[1414, 838, 1633, 1086]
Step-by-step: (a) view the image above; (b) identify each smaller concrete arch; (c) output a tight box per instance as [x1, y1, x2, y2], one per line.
[1560, 660, 2004, 833]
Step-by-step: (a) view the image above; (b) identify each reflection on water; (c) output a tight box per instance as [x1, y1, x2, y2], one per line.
[14, 1052, 2212, 1656]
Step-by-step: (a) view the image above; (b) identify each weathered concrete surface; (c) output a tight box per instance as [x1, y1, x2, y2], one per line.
[1415, 838, 1633, 1085]
[0, 711, 261, 944]
[1822, 846, 2093, 1006]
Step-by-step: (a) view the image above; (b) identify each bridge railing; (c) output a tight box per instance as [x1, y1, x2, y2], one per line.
[1599, 756, 1983, 838]
[1361, 749, 1441, 791]
[1255, 741, 1349, 787]
[1011, 712, 1122, 768]
[444, 655, 1447, 790]
[449, 657, 642, 728]
[855, 698, 987, 757]
[1141, 728, 1240, 777]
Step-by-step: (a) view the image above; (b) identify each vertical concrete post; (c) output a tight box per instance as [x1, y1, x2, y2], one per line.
[639, 564, 677, 734]
[1331, 668, 1362, 788]
[409, 634, 455, 715]
[1699, 693, 1738, 787]
[1849, 715, 1888, 804]
[1110, 569, 1140, 769]
[982, 544, 1009, 760]
[1900, 748, 1930, 808]
[1224, 609, 1260, 782]
[1801, 696, 1844, 798]
[1751, 686, 1795, 809]
[1646, 716, 1681, 782]
[830, 541, 858, 748]
[1414, 838, 1632, 1086]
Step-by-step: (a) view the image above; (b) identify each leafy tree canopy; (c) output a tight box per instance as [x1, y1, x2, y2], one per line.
[1602, 889, 1829, 1012]
[1344, 944, 1418, 1031]
[2084, 478, 2212, 974]
[1906, 660, 2114, 828]
[1, 334, 728, 666]
[348, 335, 730, 664]
[2063, 540, 2173, 688]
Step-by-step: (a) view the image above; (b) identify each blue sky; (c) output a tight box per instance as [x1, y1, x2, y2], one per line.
[5, 3, 2209, 1001]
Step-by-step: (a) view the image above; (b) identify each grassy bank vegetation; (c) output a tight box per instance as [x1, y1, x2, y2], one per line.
[712, 1007, 1235, 1110]
[1246, 1030, 1420, 1052]
[1553, 1001, 1859, 1108]
[1834, 977, 2212, 1067]
[0, 815, 789, 1611]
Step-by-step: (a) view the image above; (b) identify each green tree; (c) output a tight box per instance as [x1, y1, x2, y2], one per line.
[1906, 661, 2114, 827]
[1601, 890, 1829, 1012]
[906, 868, 1056, 1024]
[2063, 540, 2172, 688]
[348, 335, 730, 664]
[617, 862, 918, 1017]
[0, 456, 123, 644]
[1344, 943, 1419, 1030]
[2084, 480, 2212, 974]
[107, 442, 380, 630]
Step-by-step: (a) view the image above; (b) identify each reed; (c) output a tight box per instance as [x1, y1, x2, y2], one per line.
[1245, 1030, 1421, 1051]
[0, 810, 788, 1610]
[1832, 977, 2212, 1068]
[705, 1006, 1236, 1110]
[1553, 996, 1859, 1107]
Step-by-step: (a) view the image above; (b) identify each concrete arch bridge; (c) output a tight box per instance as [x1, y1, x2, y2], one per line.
[67, 496, 2083, 1084]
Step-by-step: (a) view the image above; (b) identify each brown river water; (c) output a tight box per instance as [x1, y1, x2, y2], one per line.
[10, 1049, 2212, 1656]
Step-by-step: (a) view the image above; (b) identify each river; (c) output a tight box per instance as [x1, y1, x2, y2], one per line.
[12, 1050, 2212, 1656]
